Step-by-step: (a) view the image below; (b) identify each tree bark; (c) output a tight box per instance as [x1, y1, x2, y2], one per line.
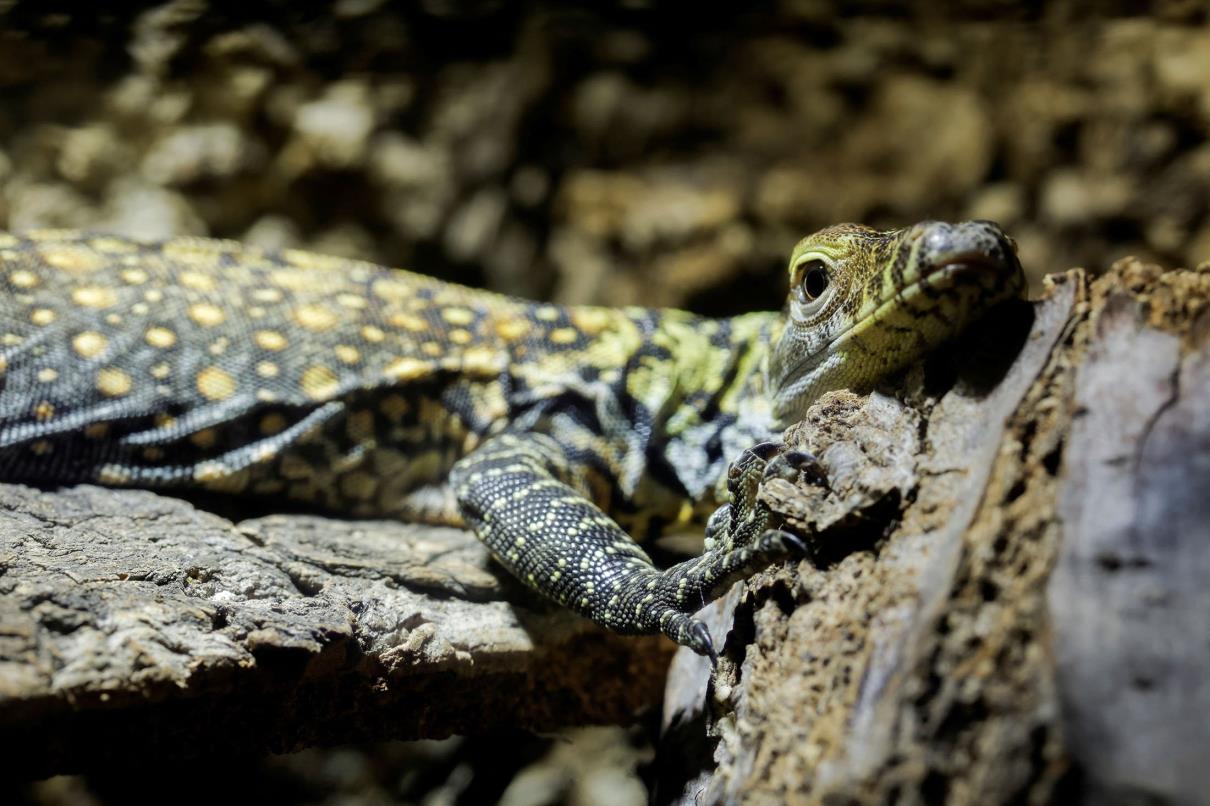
[0, 485, 671, 778]
[2, 259, 1208, 801]
[661, 258, 1210, 805]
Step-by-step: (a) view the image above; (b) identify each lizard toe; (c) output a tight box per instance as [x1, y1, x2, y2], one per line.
[670, 615, 716, 661]
[763, 449, 828, 488]
[755, 528, 807, 557]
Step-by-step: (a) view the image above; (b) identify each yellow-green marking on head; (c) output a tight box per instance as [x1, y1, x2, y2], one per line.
[769, 220, 1026, 423]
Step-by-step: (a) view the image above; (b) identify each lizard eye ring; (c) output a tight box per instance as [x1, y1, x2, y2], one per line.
[797, 259, 830, 302]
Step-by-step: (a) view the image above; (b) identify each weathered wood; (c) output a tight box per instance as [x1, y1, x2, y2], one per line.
[662, 260, 1210, 804]
[3, 260, 1208, 798]
[0, 483, 672, 778]
[1050, 264, 1210, 804]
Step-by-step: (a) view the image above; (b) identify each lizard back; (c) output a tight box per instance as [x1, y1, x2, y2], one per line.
[0, 220, 1026, 656]
[0, 230, 661, 520]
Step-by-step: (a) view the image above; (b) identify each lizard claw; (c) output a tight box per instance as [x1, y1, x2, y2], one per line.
[763, 449, 828, 489]
[686, 620, 717, 663]
[756, 527, 807, 557]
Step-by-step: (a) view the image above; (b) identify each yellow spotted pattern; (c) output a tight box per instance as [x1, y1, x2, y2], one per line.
[41, 244, 106, 274]
[196, 366, 237, 401]
[180, 271, 216, 291]
[294, 304, 339, 332]
[72, 286, 118, 309]
[300, 365, 340, 399]
[10, 270, 39, 288]
[188, 303, 225, 327]
[72, 331, 109, 358]
[145, 327, 177, 348]
[334, 345, 361, 365]
[96, 367, 133, 397]
[255, 330, 287, 351]
[0, 227, 904, 659]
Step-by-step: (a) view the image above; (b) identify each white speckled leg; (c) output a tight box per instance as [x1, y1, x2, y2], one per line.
[450, 433, 822, 659]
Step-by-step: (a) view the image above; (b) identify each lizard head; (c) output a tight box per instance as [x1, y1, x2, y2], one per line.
[768, 219, 1026, 423]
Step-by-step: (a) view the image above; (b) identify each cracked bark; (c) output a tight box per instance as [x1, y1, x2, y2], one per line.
[0, 484, 672, 777]
[662, 259, 1210, 805]
[3, 259, 1208, 799]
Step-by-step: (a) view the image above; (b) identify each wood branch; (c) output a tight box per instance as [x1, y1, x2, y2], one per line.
[662, 259, 1210, 804]
[0, 484, 672, 778]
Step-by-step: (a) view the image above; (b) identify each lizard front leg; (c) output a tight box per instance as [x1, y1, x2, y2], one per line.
[704, 441, 827, 553]
[450, 432, 805, 659]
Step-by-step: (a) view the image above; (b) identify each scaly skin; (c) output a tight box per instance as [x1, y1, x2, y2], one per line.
[0, 220, 1024, 657]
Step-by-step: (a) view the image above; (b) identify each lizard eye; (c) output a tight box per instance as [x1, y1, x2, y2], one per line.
[798, 259, 830, 301]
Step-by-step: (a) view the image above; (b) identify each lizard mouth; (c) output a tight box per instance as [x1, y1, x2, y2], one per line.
[930, 251, 1009, 277]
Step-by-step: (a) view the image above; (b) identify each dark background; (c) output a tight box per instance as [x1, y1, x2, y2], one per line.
[1, 2, 1207, 315]
[5, 2, 1208, 803]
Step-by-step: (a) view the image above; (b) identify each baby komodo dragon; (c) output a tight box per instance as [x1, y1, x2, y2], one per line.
[0, 221, 1024, 658]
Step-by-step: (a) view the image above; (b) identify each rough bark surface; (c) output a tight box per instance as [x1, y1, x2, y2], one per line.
[2, 261, 1208, 799]
[0, 484, 671, 778]
[2, 4, 1209, 800]
[662, 259, 1210, 804]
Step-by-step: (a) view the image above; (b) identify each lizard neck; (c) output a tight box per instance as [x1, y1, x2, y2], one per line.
[715, 310, 783, 420]
[644, 308, 782, 503]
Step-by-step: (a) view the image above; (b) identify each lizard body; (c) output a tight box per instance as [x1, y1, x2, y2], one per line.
[0, 221, 1024, 656]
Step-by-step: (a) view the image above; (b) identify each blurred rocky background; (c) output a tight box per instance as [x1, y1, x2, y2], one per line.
[2, 1, 1208, 314]
[4, 1, 1209, 803]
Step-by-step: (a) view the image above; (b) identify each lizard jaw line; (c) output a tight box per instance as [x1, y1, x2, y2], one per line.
[772, 255, 1019, 412]
[930, 251, 1008, 276]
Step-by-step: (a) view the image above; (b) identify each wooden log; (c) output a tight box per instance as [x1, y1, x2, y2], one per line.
[0, 483, 672, 778]
[4, 258, 1208, 802]
[662, 259, 1210, 804]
